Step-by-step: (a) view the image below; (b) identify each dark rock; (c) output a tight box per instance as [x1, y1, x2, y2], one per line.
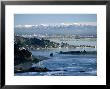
[28, 67, 50, 72]
[79, 71, 85, 72]
[59, 51, 81, 54]
[14, 67, 50, 73]
[50, 53, 53, 57]
[59, 50, 97, 55]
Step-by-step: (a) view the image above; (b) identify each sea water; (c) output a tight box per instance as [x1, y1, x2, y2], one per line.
[15, 47, 97, 76]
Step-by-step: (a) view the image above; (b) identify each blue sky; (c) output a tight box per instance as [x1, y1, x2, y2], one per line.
[14, 14, 97, 26]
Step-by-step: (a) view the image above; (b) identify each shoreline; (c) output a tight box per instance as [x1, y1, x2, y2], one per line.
[14, 55, 50, 73]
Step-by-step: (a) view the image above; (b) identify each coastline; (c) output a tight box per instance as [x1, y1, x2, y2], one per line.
[14, 55, 50, 73]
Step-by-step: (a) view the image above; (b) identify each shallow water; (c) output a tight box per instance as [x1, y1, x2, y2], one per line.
[15, 47, 97, 76]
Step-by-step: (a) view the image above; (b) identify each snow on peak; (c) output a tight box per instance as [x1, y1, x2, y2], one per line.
[15, 25, 33, 28]
[24, 25, 33, 28]
[60, 22, 81, 26]
[15, 22, 96, 28]
[73, 23, 81, 26]
[15, 25, 23, 28]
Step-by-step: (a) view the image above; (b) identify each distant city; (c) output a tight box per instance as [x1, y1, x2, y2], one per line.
[15, 34, 96, 39]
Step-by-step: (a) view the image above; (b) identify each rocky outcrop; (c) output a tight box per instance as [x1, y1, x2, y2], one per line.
[14, 43, 33, 66]
[14, 43, 50, 73]
[15, 66, 50, 73]
[59, 50, 97, 55]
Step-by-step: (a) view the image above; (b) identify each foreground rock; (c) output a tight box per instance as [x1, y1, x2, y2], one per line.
[14, 43, 50, 73]
[15, 67, 50, 73]
[14, 55, 50, 73]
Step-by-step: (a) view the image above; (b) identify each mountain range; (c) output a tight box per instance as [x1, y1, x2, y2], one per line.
[15, 23, 97, 37]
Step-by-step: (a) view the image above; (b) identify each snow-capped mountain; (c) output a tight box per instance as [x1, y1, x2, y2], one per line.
[15, 23, 97, 36]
